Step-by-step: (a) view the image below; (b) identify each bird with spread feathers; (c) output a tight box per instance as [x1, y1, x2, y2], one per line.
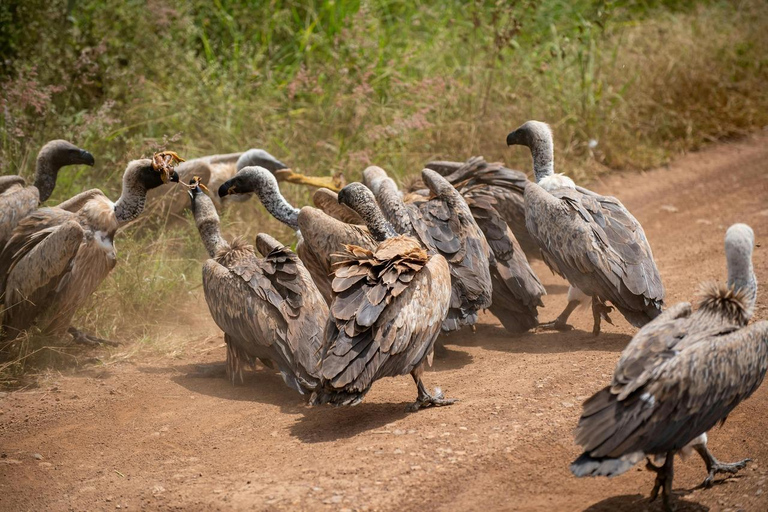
[0, 140, 95, 250]
[507, 120, 664, 335]
[358, 167, 493, 332]
[187, 179, 327, 394]
[0, 155, 180, 347]
[365, 165, 545, 334]
[310, 182, 454, 411]
[217, 166, 376, 304]
[570, 223, 765, 511]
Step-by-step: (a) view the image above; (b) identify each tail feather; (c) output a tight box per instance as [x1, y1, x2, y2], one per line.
[569, 451, 645, 478]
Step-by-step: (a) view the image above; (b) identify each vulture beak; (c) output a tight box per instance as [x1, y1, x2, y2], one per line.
[79, 149, 96, 167]
[506, 130, 519, 147]
[218, 183, 236, 198]
[169, 170, 180, 183]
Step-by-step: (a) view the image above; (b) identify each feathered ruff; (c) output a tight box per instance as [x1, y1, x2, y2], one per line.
[215, 236, 254, 267]
[402, 174, 425, 194]
[696, 281, 752, 326]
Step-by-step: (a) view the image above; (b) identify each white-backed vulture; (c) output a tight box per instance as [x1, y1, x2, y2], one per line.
[146, 148, 290, 215]
[188, 180, 326, 393]
[310, 184, 454, 411]
[311, 188, 364, 225]
[362, 167, 504, 332]
[507, 120, 664, 335]
[0, 140, 94, 249]
[570, 224, 765, 510]
[0, 156, 180, 346]
[421, 157, 541, 262]
[365, 165, 545, 333]
[217, 166, 376, 304]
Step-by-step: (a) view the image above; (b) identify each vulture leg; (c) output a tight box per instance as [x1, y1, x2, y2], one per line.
[646, 453, 676, 511]
[538, 300, 579, 331]
[693, 444, 751, 488]
[225, 334, 248, 385]
[408, 367, 457, 412]
[68, 327, 119, 347]
[590, 297, 614, 337]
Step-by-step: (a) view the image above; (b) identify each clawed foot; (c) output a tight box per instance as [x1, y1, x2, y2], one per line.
[700, 458, 751, 488]
[646, 457, 675, 511]
[191, 362, 227, 379]
[537, 320, 574, 332]
[68, 327, 120, 347]
[591, 303, 614, 336]
[408, 387, 458, 412]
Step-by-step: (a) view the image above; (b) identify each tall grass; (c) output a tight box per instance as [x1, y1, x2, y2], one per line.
[0, 0, 766, 380]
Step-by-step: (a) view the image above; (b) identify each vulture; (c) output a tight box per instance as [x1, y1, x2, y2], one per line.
[507, 120, 664, 335]
[359, 167, 493, 332]
[311, 188, 364, 225]
[310, 183, 454, 411]
[570, 224, 765, 511]
[0, 155, 180, 346]
[420, 156, 540, 262]
[363, 167, 546, 334]
[146, 148, 290, 215]
[188, 179, 327, 393]
[217, 166, 376, 304]
[0, 140, 95, 249]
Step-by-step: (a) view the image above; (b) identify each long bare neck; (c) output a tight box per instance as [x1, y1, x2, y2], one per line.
[33, 152, 58, 202]
[376, 178, 414, 235]
[531, 137, 555, 183]
[198, 217, 228, 258]
[252, 176, 300, 230]
[114, 179, 148, 225]
[727, 242, 757, 316]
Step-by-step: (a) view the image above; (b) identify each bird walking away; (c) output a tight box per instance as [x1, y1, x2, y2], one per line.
[188, 178, 327, 394]
[570, 223, 765, 511]
[0, 140, 95, 249]
[360, 167, 493, 332]
[507, 120, 664, 335]
[217, 166, 376, 304]
[0, 154, 181, 348]
[310, 183, 455, 411]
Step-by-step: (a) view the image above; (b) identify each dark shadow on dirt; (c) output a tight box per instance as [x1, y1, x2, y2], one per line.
[583, 493, 709, 511]
[289, 401, 413, 443]
[441, 324, 631, 354]
[430, 344, 473, 371]
[164, 362, 308, 414]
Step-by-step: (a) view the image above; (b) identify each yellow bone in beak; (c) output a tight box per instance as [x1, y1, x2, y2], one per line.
[274, 169, 346, 192]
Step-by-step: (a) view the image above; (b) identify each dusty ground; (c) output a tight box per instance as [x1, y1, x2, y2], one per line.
[1, 134, 768, 512]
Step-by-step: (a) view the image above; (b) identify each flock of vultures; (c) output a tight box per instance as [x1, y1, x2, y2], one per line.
[0, 120, 764, 510]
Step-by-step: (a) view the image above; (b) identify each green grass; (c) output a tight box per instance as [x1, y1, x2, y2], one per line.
[0, 0, 767, 379]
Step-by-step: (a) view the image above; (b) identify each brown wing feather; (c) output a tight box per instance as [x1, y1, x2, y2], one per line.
[312, 188, 364, 225]
[0, 186, 39, 249]
[313, 236, 451, 406]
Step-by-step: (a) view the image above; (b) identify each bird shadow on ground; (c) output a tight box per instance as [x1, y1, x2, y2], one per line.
[442, 324, 631, 355]
[289, 401, 410, 443]
[147, 363, 308, 414]
[430, 344, 473, 371]
[583, 493, 709, 511]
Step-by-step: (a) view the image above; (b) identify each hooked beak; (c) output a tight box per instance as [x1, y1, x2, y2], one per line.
[79, 149, 95, 166]
[169, 170, 180, 183]
[218, 183, 237, 198]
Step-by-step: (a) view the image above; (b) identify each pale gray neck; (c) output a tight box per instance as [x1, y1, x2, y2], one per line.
[727, 247, 757, 315]
[531, 138, 555, 183]
[251, 175, 300, 230]
[198, 218, 228, 258]
[114, 179, 148, 225]
[33, 153, 58, 202]
[345, 193, 398, 242]
[376, 178, 413, 235]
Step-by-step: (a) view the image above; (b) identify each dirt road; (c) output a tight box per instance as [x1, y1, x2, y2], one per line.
[2, 134, 767, 511]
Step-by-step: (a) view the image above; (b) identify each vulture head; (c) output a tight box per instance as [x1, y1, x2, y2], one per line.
[220, 166, 300, 229]
[235, 148, 289, 173]
[725, 223, 757, 314]
[362, 166, 389, 195]
[124, 158, 180, 192]
[506, 120, 555, 182]
[34, 140, 95, 201]
[338, 182, 398, 241]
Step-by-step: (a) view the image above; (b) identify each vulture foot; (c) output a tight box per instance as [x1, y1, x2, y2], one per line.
[408, 380, 457, 412]
[68, 327, 119, 347]
[591, 300, 614, 337]
[537, 319, 574, 332]
[646, 454, 676, 511]
[694, 444, 750, 488]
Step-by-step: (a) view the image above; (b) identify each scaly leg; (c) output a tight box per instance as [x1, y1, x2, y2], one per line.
[693, 443, 751, 488]
[538, 300, 579, 331]
[68, 327, 120, 347]
[591, 297, 614, 336]
[646, 453, 676, 511]
[408, 367, 457, 412]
